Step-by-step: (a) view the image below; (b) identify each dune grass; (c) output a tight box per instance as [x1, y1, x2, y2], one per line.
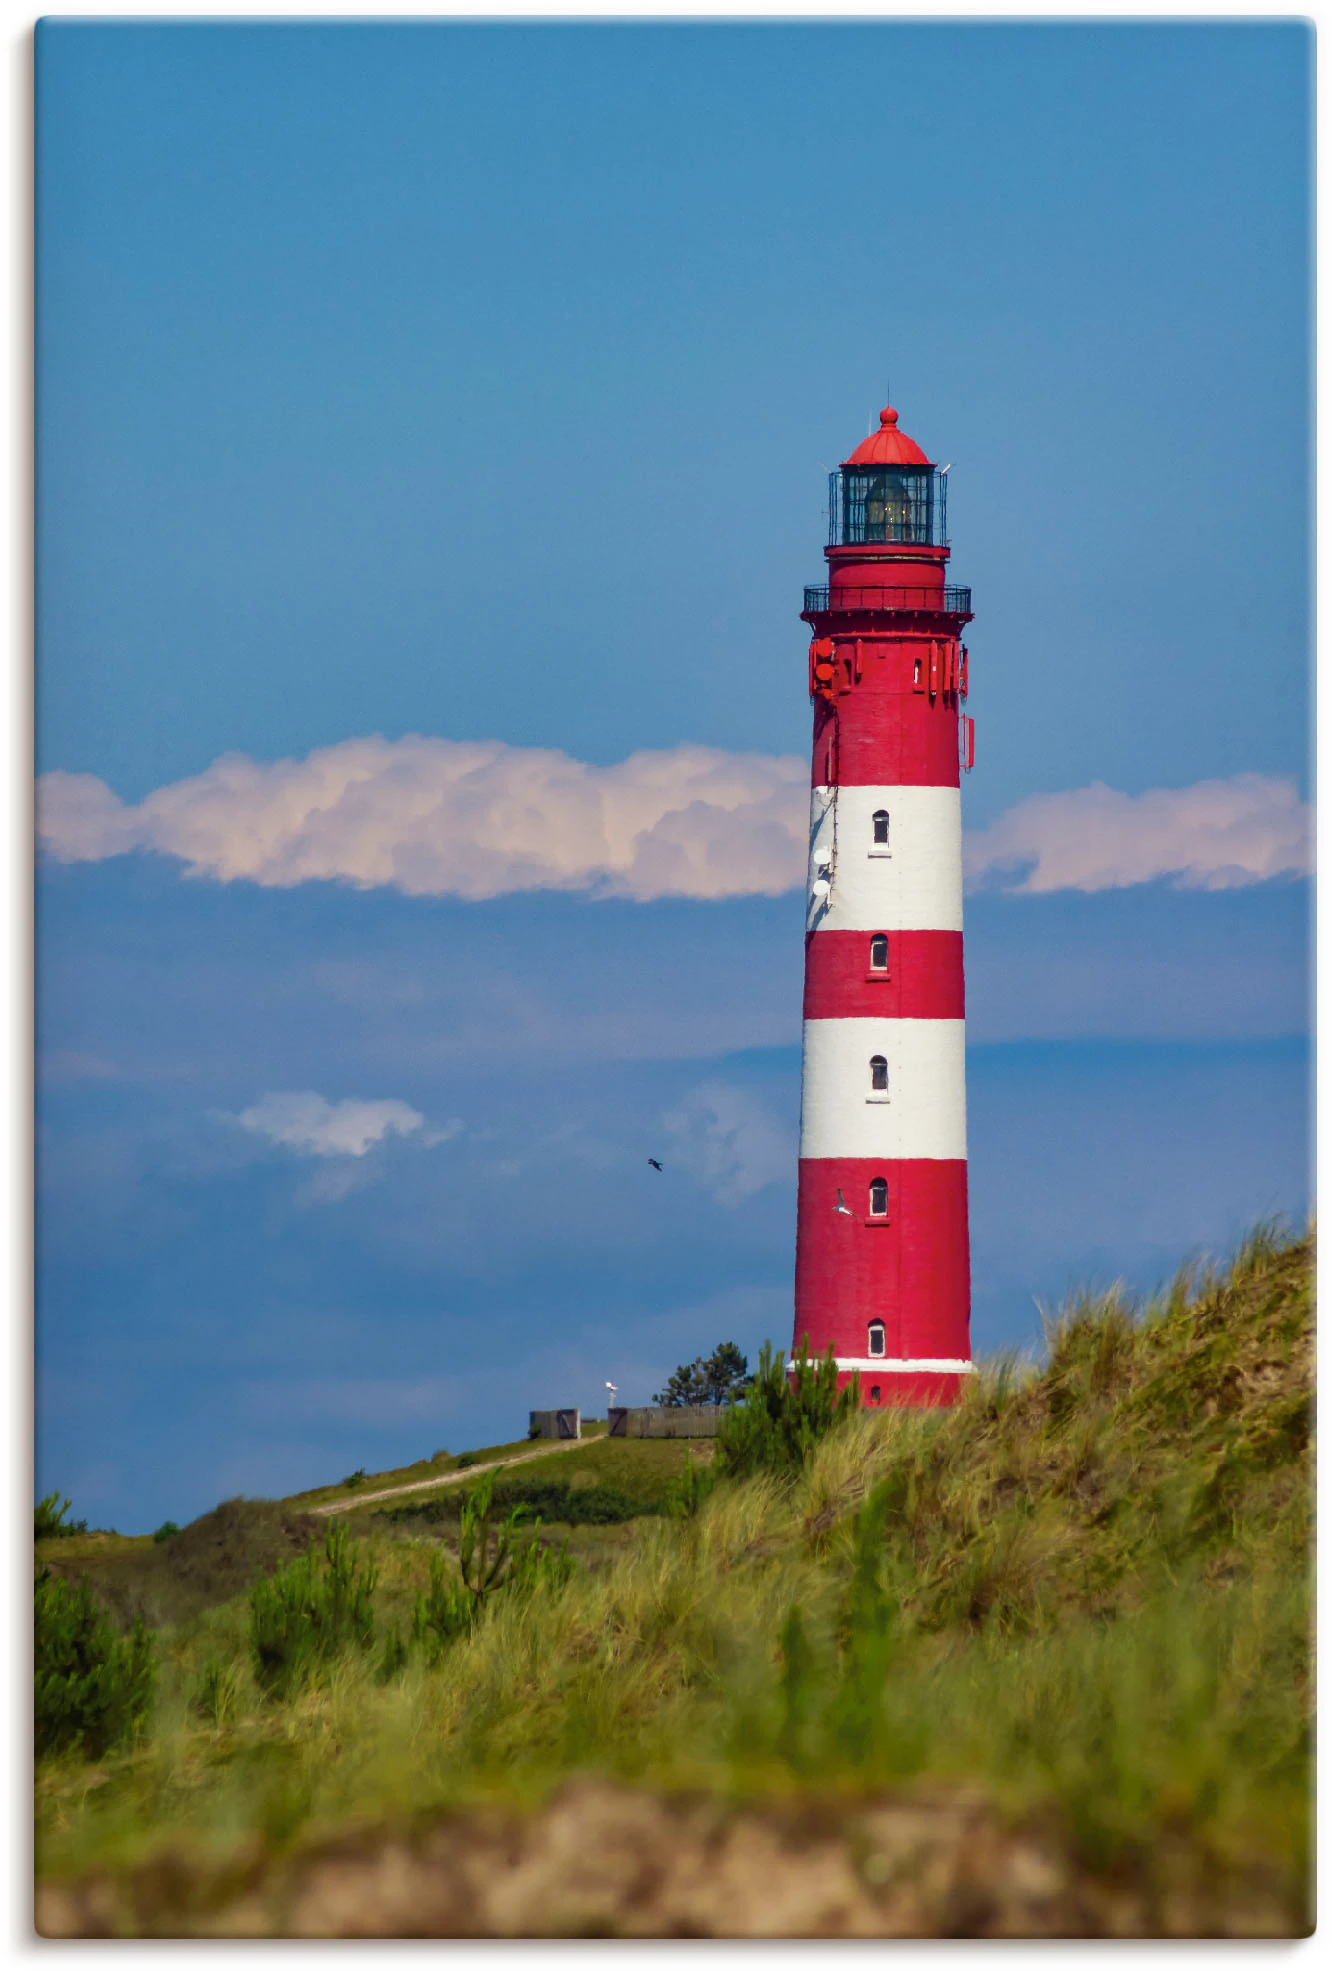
[35, 1225, 1312, 1923]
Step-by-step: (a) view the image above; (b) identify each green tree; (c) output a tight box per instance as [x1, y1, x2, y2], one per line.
[654, 1341, 752, 1407]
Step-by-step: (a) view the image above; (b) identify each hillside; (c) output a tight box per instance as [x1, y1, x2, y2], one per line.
[36, 1224, 1313, 1937]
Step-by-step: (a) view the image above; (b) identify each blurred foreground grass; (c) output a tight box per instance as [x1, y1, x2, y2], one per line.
[35, 1224, 1313, 1936]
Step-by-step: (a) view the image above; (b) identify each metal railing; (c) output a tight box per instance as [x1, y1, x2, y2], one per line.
[802, 584, 972, 617]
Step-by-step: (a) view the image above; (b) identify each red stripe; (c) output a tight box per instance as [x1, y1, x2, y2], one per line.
[793, 1158, 971, 1372]
[838, 1370, 966, 1409]
[812, 675, 960, 788]
[803, 929, 964, 1019]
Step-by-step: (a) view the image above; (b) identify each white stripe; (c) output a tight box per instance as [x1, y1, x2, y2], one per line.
[823, 1357, 974, 1374]
[799, 1017, 967, 1160]
[807, 784, 962, 933]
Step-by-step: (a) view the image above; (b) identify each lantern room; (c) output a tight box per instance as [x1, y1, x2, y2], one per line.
[828, 406, 948, 548]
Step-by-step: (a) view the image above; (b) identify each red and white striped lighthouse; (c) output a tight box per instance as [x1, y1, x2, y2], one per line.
[792, 405, 975, 1408]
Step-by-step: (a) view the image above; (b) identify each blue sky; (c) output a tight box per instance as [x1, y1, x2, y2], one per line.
[35, 20, 1311, 1530]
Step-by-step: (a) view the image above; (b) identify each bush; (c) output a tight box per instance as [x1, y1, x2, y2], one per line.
[35, 1567, 156, 1760]
[411, 1550, 477, 1661]
[714, 1339, 859, 1481]
[376, 1625, 410, 1684]
[248, 1524, 378, 1698]
[35, 1493, 87, 1540]
[152, 1521, 180, 1545]
[380, 1477, 649, 1529]
[342, 1468, 368, 1490]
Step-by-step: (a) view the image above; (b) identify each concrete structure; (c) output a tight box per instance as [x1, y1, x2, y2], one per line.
[793, 406, 976, 1409]
[529, 1408, 581, 1440]
[608, 1406, 724, 1439]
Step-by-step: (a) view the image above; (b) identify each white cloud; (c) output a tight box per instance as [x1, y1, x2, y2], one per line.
[38, 742, 1311, 903]
[36, 736, 809, 903]
[234, 1091, 429, 1159]
[662, 1082, 793, 1206]
[963, 774, 1312, 895]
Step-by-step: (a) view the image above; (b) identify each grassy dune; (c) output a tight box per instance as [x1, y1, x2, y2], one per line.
[35, 1225, 1313, 1936]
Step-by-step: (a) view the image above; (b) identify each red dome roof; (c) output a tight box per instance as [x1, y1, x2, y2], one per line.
[841, 407, 932, 469]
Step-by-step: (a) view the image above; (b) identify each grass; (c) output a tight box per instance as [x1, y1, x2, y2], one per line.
[34, 1225, 1313, 1934]
[282, 1419, 611, 1513]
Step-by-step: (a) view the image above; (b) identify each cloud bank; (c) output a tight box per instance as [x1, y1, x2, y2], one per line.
[37, 737, 809, 903]
[963, 774, 1312, 895]
[234, 1091, 430, 1158]
[38, 739, 1310, 901]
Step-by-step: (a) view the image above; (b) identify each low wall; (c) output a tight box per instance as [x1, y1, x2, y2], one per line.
[607, 1405, 725, 1439]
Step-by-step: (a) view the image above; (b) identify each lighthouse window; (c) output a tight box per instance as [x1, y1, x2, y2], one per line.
[869, 1385, 883, 1405]
[869, 1055, 888, 1093]
[869, 1178, 888, 1217]
[869, 934, 888, 971]
[872, 810, 890, 845]
[838, 467, 939, 546]
[868, 1321, 887, 1358]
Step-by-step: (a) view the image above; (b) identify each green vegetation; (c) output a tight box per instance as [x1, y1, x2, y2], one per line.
[35, 1569, 155, 1760]
[714, 1337, 860, 1478]
[654, 1339, 753, 1406]
[34, 1225, 1313, 1936]
[35, 1493, 87, 1540]
[380, 1475, 650, 1529]
[249, 1524, 380, 1698]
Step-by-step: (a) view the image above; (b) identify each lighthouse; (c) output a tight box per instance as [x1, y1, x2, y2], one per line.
[792, 405, 975, 1408]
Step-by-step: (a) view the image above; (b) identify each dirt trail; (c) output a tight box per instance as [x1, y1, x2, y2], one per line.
[311, 1438, 588, 1516]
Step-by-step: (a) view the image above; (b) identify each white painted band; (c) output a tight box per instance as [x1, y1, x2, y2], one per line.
[799, 1017, 967, 1160]
[824, 1358, 975, 1374]
[807, 784, 962, 933]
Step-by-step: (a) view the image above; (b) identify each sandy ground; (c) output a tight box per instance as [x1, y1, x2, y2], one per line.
[35, 1780, 1308, 1938]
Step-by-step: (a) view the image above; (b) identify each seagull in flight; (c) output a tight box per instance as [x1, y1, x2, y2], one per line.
[835, 1188, 853, 1216]
[648, 1158, 663, 1172]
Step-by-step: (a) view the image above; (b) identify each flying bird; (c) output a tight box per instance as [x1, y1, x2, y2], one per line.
[648, 1158, 663, 1172]
[835, 1189, 853, 1216]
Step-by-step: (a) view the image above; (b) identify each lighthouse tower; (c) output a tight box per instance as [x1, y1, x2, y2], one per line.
[792, 405, 975, 1407]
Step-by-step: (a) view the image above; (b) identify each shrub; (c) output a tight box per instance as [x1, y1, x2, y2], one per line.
[342, 1468, 368, 1490]
[248, 1523, 378, 1698]
[35, 1493, 87, 1540]
[35, 1567, 155, 1760]
[714, 1339, 859, 1481]
[376, 1625, 410, 1684]
[152, 1521, 180, 1545]
[380, 1477, 647, 1530]
[411, 1550, 477, 1661]
[457, 1471, 533, 1597]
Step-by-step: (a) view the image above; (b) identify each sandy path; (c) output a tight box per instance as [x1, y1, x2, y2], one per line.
[310, 1437, 590, 1516]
